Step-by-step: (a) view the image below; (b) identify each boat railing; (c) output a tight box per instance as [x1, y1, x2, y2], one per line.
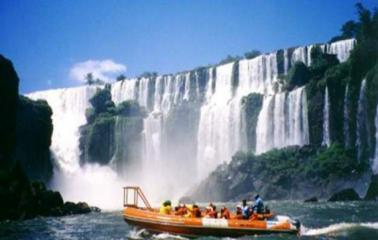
[123, 186, 152, 210]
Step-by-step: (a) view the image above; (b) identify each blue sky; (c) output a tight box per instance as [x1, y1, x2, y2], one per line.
[0, 0, 376, 94]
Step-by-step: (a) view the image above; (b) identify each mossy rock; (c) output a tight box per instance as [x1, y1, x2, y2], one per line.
[328, 188, 361, 201]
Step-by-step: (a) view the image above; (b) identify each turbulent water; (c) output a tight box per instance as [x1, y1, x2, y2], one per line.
[1, 201, 378, 240]
[26, 39, 356, 208]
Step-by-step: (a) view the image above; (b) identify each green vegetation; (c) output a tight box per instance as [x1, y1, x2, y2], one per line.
[85, 73, 104, 85]
[191, 144, 366, 201]
[79, 87, 145, 168]
[116, 74, 126, 81]
[244, 50, 261, 59]
[284, 61, 310, 91]
[218, 55, 241, 65]
[138, 71, 158, 79]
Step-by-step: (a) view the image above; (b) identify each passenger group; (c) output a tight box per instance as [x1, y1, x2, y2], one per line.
[159, 195, 269, 220]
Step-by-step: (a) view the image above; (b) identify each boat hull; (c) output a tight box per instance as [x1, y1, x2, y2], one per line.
[123, 207, 299, 237]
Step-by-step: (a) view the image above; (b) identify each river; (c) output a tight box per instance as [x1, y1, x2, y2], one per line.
[1, 201, 377, 239]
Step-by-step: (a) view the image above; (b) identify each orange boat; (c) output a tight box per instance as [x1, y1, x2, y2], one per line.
[123, 186, 301, 238]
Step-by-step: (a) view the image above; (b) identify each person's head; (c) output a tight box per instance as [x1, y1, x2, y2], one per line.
[221, 207, 226, 212]
[254, 195, 260, 200]
[236, 205, 242, 213]
[163, 200, 171, 207]
[212, 205, 216, 211]
[242, 199, 247, 206]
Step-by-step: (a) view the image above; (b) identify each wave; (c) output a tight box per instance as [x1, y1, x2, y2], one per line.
[302, 222, 378, 236]
[127, 228, 189, 240]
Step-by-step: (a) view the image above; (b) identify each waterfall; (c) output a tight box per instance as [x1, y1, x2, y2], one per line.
[255, 87, 309, 154]
[27, 86, 98, 172]
[111, 79, 138, 105]
[25, 39, 356, 206]
[373, 104, 378, 174]
[27, 86, 126, 209]
[291, 47, 308, 65]
[344, 84, 350, 147]
[356, 79, 367, 161]
[196, 62, 237, 180]
[322, 86, 330, 147]
[327, 39, 356, 62]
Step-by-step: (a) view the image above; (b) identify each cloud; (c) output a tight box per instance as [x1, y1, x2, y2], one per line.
[69, 59, 126, 83]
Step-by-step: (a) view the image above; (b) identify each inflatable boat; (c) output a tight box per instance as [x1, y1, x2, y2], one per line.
[123, 187, 300, 238]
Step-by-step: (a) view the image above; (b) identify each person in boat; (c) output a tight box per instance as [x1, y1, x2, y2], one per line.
[204, 203, 217, 218]
[242, 199, 251, 219]
[220, 207, 231, 219]
[159, 200, 172, 215]
[175, 203, 187, 216]
[192, 204, 202, 218]
[234, 205, 244, 219]
[252, 194, 264, 214]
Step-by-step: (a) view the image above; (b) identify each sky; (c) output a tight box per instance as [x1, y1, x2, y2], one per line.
[0, 0, 377, 94]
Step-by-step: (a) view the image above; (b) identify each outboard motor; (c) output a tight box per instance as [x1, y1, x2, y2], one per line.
[292, 219, 301, 231]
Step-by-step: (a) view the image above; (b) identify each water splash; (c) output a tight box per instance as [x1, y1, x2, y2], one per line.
[303, 222, 378, 236]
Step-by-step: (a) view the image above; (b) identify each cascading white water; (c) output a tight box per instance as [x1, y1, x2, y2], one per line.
[255, 87, 309, 154]
[344, 84, 350, 147]
[291, 47, 308, 65]
[373, 104, 378, 174]
[322, 86, 331, 147]
[27, 86, 98, 172]
[26, 39, 356, 207]
[196, 62, 237, 180]
[327, 39, 356, 62]
[27, 86, 125, 209]
[111, 78, 138, 104]
[356, 79, 367, 160]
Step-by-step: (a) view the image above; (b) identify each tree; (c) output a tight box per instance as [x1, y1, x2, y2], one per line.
[116, 74, 126, 81]
[219, 55, 241, 65]
[85, 73, 94, 85]
[244, 50, 261, 59]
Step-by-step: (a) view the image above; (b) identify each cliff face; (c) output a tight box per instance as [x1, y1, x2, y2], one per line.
[79, 86, 145, 174]
[0, 55, 19, 164]
[189, 145, 368, 201]
[0, 55, 53, 182]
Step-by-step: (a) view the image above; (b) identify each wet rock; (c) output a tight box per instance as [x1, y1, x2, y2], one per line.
[304, 197, 318, 202]
[62, 201, 91, 215]
[328, 188, 361, 201]
[364, 175, 378, 201]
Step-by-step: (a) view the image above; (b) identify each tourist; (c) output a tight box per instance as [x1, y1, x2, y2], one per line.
[252, 195, 264, 214]
[220, 207, 231, 219]
[242, 199, 250, 219]
[159, 200, 172, 214]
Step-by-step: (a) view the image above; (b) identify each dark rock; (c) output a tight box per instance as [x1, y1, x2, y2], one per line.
[364, 175, 378, 201]
[62, 201, 91, 215]
[285, 61, 310, 91]
[14, 96, 53, 182]
[328, 188, 361, 201]
[0, 55, 19, 165]
[304, 197, 318, 202]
